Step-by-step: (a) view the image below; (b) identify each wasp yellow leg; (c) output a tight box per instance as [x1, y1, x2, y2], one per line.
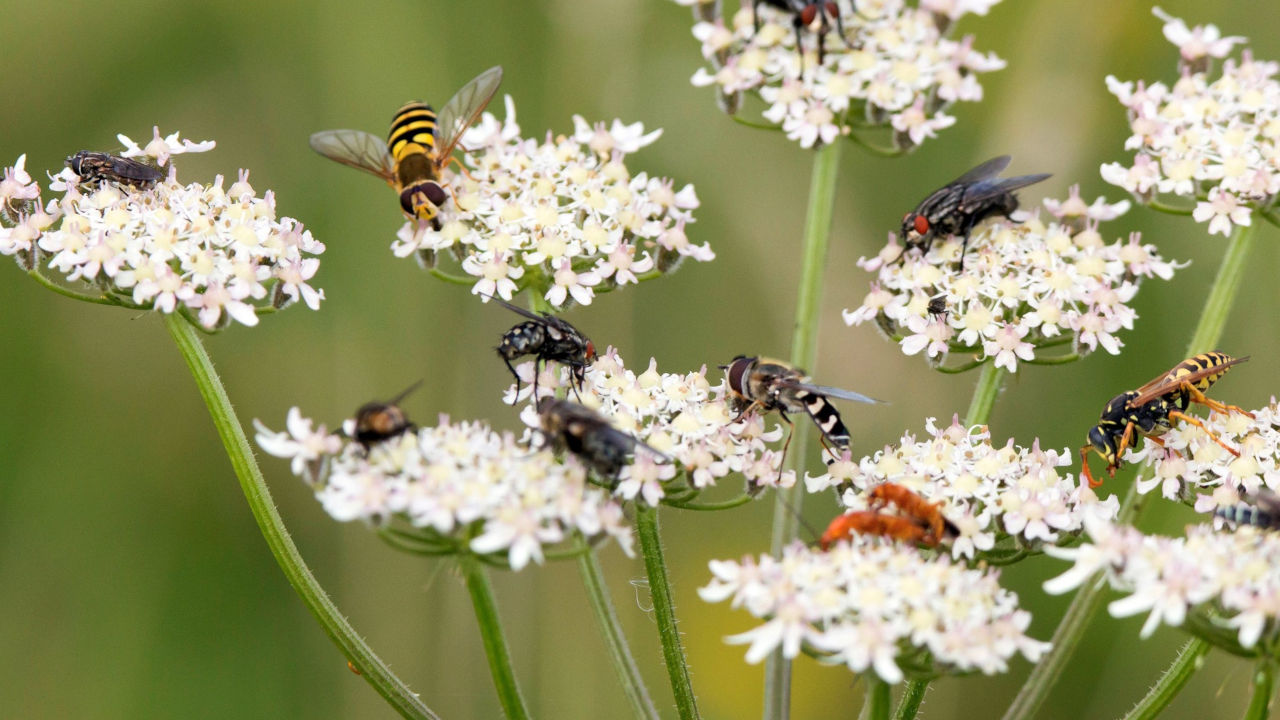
[1168, 410, 1242, 457]
[1111, 421, 1138, 477]
[1182, 383, 1256, 419]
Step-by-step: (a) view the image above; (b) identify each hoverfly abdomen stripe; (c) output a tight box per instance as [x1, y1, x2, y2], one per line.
[388, 103, 438, 160]
[799, 393, 851, 446]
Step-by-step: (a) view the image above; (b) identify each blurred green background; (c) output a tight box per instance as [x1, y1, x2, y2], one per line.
[2, 1, 1278, 718]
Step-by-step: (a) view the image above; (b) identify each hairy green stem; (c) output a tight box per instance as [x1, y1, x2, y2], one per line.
[964, 362, 1004, 426]
[162, 314, 437, 720]
[893, 678, 931, 720]
[1001, 221, 1257, 720]
[577, 539, 660, 720]
[859, 676, 891, 720]
[1244, 661, 1275, 720]
[635, 503, 700, 720]
[764, 137, 843, 720]
[458, 552, 531, 720]
[1118, 638, 1209, 720]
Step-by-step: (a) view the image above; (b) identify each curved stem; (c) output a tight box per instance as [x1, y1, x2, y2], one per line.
[577, 538, 661, 720]
[635, 503, 700, 720]
[934, 357, 986, 374]
[1118, 638, 1210, 720]
[458, 552, 531, 720]
[859, 675, 890, 720]
[665, 494, 754, 511]
[27, 268, 141, 307]
[846, 132, 904, 158]
[893, 677, 932, 720]
[429, 267, 475, 286]
[1244, 660, 1275, 720]
[1025, 353, 1081, 366]
[964, 361, 1003, 426]
[1185, 223, 1255, 356]
[162, 313, 437, 720]
[1147, 198, 1195, 216]
[730, 115, 783, 132]
[764, 136, 843, 720]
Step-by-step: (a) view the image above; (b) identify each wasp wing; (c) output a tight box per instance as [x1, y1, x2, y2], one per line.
[789, 381, 883, 405]
[1129, 356, 1249, 407]
[309, 129, 396, 183]
[950, 155, 1012, 185]
[958, 173, 1052, 209]
[434, 65, 504, 166]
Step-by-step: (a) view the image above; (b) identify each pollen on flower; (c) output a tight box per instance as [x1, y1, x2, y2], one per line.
[0, 132, 325, 329]
[701, 538, 1049, 682]
[1103, 9, 1278, 235]
[805, 416, 1119, 561]
[846, 198, 1182, 371]
[389, 96, 704, 309]
[254, 409, 632, 571]
[678, 0, 1006, 149]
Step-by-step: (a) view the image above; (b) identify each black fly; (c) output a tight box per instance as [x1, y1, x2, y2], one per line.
[491, 296, 596, 400]
[536, 398, 666, 487]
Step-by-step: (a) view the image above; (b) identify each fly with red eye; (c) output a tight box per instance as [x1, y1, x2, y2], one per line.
[894, 155, 1050, 270]
[490, 296, 597, 401]
[752, 1, 857, 72]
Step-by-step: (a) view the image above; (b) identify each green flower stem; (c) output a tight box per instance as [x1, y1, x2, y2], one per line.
[28, 268, 140, 308]
[1118, 638, 1209, 720]
[1244, 661, 1275, 720]
[859, 675, 891, 720]
[458, 552, 531, 720]
[635, 503, 700, 720]
[764, 137, 843, 720]
[1001, 221, 1258, 720]
[964, 362, 1004, 426]
[162, 314, 437, 720]
[664, 494, 755, 511]
[892, 678, 931, 720]
[576, 538, 661, 720]
[429, 267, 475, 285]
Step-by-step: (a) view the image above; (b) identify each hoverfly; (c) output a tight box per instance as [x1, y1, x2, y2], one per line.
[65, 151, 164, 190]
[896, 155, 1050, 270]
[722, 355, 880, 469]
[309, 66, 503, 230]
[1080, 352, 1254, 488]
[352, 380, 422, 451]
[536, 398, 667, 487]
[752, 1, 855, 70]
[490, 296, 596, 401]
[1216, 490, 1280, 531]
[866, 482, 957, 544]
[819, 510, 934, 550]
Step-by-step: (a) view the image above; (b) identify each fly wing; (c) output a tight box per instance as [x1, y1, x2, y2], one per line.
[309, 129, 396, 183]
[434, 66, 504, 165]
[791, 381, 883, 405]
[486, 293, 548, 322]
[958, 173, 1052, 209]
[950, 155, 1012, 185]
[110, 156, 165, 182]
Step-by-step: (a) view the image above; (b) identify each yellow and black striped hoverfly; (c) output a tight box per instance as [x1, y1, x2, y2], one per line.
[309, 66, 503, 230]
[1079, 352, 1254, 488]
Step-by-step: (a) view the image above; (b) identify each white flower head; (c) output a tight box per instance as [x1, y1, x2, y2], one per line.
[1104, 11, 1278, 235]
[847, 200, 1181, 371]
[702, 539, 1049, 682]
[679, 0, 1006, 149]
[807, 416, 1119, 561]
[2, 135, 324, 330]
[1045, 519, 1280, 654]
[255, 409, 632, 571]
[388, 97, 705, 309]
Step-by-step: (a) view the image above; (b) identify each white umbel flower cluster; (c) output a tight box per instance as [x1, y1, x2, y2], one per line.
[391, 97, 706, 309]
[807, 416, 1120, 560]
[678, 0, 1006, 148]
[510, 348, 800, 506]
[700, 538, 1050, 682]
[1101, 9, 1278, 237]
[1045, 518, 1280, 652]
[254, 408, 632, 571]
[846, 196, 1181, 371]
[0, 129, 325, 329]
[1128, 400, 1278, 516]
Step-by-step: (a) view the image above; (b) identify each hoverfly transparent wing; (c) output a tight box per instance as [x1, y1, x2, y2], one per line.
[950, 155, 1012, 185]
[794, 382, 884, 405]
[308, 129, 397, 185]
[433, 65, 504, 166]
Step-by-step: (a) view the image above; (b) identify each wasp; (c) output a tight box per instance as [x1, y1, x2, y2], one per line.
[819, 511, 934, 550]
[536, 398, 666, 486]
[491, 296, 596, 400]
[1216, 490, 1280, 531]
[1080, 352, 1254, 488]
[723, 355, 879, 469]
[866, 482, 957, 544]
[309, 66, 503, 230]
[896, 155, 1050, 270]
[352, 380, 422, 451]
[65, 151, 164, 190]
[752, 1, 855, 69]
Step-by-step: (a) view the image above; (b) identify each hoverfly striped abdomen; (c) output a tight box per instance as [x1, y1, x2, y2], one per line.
[388, 101, 439, 164]
[1216, 490, 1280, 531]
[388, 101, 447, 222]
[793, 388, 851, 448]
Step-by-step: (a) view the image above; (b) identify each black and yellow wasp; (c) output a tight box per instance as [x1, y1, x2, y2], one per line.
[352, 380, 422, 451]
[722, 355, 880, 467]
[537, 398, 667, 487]
[309, 66, 503, 230]
[1080, 352, 1254, 488]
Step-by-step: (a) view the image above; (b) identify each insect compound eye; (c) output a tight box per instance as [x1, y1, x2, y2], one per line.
[823, 2, 838, 16]
[424, 182, 448, 208]
[585, 341, 597, 360]
[913, 215, 930, 235]
[726, 356, 754, 395]
[800, 4, 818, 24]
[1087, 426, 1112, 457]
